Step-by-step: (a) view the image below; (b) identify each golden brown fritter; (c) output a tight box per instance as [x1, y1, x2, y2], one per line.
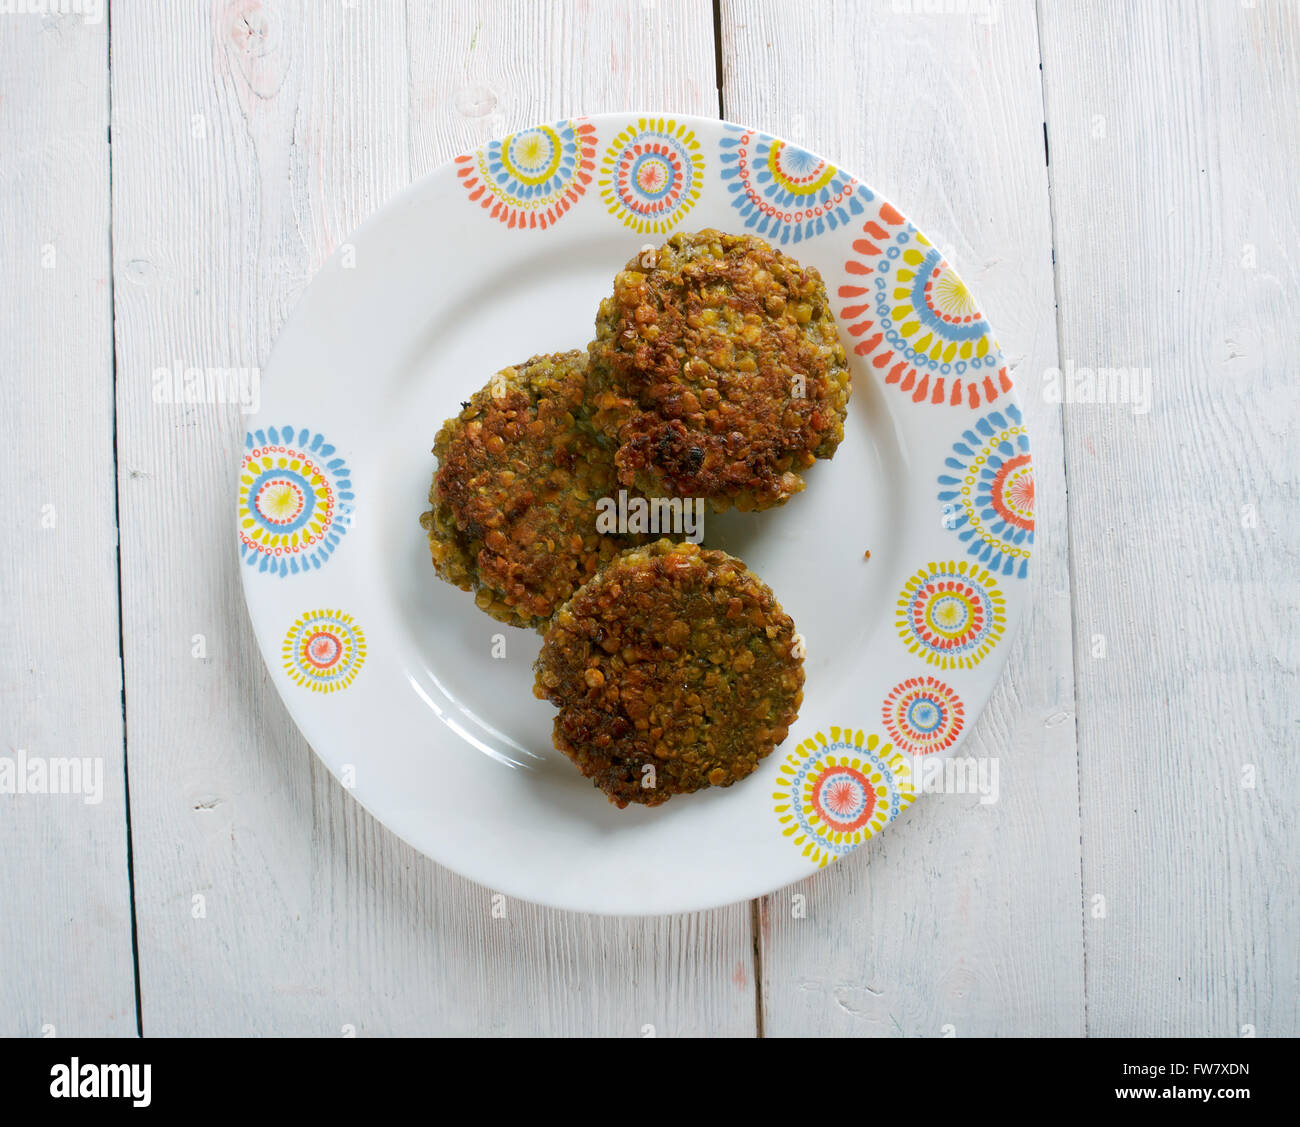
[533, 539, 805, 808]
[587, 229, 850, 512]
[420, 352, 646, 630]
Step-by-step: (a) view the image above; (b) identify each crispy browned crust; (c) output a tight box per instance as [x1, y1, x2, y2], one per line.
[419, 352, 646, 630]
[533, 539, 805, 807]
[587, 229, 850, 512]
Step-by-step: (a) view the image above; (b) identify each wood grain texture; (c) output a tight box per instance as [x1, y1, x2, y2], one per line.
[111, 0, 753, 1035]
[406, 0, 721, 177]
[721, 0, 1085, 1036]
[0, 12, 138, 1035]
[1039, 0, 1300, 1037]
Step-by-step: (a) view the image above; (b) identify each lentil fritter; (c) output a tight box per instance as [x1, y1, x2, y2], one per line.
[533, 539, 805, 808]
[420, 351, 645, 630]
[587, 229, 851, 512]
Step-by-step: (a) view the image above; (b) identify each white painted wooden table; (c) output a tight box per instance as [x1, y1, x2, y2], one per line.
[2, 0, 1296, 1037]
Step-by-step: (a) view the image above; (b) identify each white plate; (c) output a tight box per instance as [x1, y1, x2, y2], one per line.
[237, 113, 1034, 914]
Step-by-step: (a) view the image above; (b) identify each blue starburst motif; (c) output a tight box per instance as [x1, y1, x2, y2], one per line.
[719, 125, 867, 244]
[238, 425, 354, 577]
[937, 404, 1033, 579]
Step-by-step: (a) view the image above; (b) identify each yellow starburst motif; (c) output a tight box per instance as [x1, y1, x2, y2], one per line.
[260, 481, 301, 520]
[773, 728, 915, 868]
[599, 117, 703, 234]
[930, 268, 977, 320]
[281, 609, 366, 694]
[896, 560, 1006, 669]
[500, 128, 561, 186]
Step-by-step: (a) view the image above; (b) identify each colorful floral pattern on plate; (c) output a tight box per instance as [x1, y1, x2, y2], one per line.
[838, 201, 1011, 408]
[718, 125, 866, 244]
[881, 676, 965, 756]
[938, 403, 1034, 578]
[774, 728, 914, 868]
[282, 609, 366, 693]
[896, 560, 1006, 669]
[239, 426, 353, 577]
[456, 119, 597, 230]
[599, 117, 703, 234]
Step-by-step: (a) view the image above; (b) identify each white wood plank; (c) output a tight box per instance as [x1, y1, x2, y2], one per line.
[1039, 0, 1300, 1036]
[0, 13, 137, 1035]
[407, 0, 722, 178]
[113, 0, 754, 1035]
[721, 0, 1085, 1035]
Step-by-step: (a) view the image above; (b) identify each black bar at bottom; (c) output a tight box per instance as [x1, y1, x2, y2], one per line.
[0, 1034, 1291, 1112]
